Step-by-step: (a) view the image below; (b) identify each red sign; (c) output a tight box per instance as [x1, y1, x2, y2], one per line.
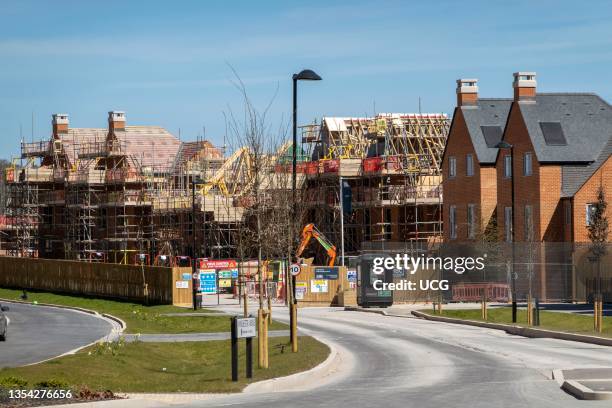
[198, 259, 237, 269]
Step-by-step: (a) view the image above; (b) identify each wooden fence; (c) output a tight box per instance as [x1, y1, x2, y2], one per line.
[0, 256, 184, 305]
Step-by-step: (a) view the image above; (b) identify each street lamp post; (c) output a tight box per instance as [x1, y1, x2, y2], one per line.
[496, 141, 516, 323]
[291, 69, 322, 350]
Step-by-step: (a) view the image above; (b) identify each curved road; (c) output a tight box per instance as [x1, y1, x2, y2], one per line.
[0, 302, 114, 367]
[178, 306, 612, 408]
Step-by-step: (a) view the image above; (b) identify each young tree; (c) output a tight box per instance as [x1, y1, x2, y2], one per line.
[588, 186, 609, 256]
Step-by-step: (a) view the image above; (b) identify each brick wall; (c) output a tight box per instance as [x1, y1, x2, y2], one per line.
[443, 110, 487, 241]
[573, 155, 612, 242]
[495, 104, 566, 243]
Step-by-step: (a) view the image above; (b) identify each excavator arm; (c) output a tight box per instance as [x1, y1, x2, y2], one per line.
[296, 223, 337, 267]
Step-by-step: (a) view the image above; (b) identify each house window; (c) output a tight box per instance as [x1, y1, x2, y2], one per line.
[504, 155, 512, 178]
[466, 154, 474, 177]
[523, 152, 532, 176]
[586, 203, 598, 226]
[449, 157, 456, 178]
[504, 206, 513, 242]
[467, 204, 476, 239]
[524, 205, 533, 241]
[449, 205, 457, 239]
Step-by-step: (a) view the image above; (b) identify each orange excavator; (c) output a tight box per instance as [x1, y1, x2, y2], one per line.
[296, 223, 337, 267]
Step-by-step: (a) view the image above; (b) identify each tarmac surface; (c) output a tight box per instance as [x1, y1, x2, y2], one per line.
[10, 298, 612, 407]
[0, 302, 113, 367]
[85, 303, 611, 408]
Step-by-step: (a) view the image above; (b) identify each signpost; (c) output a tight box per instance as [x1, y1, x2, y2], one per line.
[231, 316, 257, 381]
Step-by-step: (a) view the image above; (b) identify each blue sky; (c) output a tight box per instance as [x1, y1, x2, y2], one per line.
[1, 0, 612, 158]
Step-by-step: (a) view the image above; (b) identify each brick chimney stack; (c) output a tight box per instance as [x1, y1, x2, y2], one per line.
[513, 72, 536, 102]
[108, 111, 126, 132]
[52, 114, 69, 137]
[456, 79, 479, 107]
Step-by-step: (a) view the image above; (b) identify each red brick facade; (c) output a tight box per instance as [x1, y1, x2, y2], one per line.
[573, 155, 612, 242]
[442, 110, 497, 241]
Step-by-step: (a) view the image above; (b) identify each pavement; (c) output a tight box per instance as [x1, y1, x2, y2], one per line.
[122, 330, 290, 342]
[50, 300, 612, 408]
[0, 301, 115, 367]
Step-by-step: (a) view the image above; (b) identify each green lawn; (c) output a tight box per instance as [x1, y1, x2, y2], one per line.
[0, 337, 328, 393]
[0, 288, 287, 334]
[423, 307, 612, 338]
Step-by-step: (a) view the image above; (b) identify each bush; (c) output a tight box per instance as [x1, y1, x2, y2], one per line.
[34, 379, 70, 389]
[0, 376, 28, 388]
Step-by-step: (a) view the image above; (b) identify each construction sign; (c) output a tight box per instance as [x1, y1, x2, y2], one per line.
[199, 259, 237, 269]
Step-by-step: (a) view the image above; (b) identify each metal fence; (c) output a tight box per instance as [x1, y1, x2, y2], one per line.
[360, 241, 612, 303]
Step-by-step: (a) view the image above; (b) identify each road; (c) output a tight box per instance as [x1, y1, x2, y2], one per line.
[0, 302, 114, 367]
[176, 306, 612, 408]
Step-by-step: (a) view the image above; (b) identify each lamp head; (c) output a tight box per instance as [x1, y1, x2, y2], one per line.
[495, 141, 513, 149]
[293, 69, 322, 81]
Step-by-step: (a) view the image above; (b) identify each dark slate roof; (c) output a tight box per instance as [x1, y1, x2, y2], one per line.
[460, 98, 512, 164]
[518, 93, 612, 163]
[561, 137, 612, 197]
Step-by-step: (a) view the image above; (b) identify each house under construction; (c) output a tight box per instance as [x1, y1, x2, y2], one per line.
[300, 113, 449, 258]
[2, 112, 253, 263]
[1, 110, 449, 264]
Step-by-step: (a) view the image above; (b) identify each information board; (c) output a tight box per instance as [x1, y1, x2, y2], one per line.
[314, 267, 339, 280]
[311, 279, 329, 293]
[199, 269, 217, 294]
[235, 317, 257, 338]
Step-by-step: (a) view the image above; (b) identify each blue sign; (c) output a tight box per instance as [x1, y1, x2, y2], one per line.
[347, 270, 357, 282]
[231, 269, 239, 279]
[342, 180, 352, 215]
[199, 270, 217, 294]
[314, 267, 339, 280]
[182, 273, 192, 281]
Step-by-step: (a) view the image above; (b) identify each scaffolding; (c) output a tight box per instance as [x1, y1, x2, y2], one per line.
[1, 110, 449, 265]
[301, 113, 449, 260]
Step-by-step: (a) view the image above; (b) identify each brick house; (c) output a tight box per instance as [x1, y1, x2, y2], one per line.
[442, 79, 511, 241]
[444, 71, 611, 301]
[495, 72, 612, 245]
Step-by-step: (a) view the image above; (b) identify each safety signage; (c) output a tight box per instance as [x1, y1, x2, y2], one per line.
[199, 259, 237, 269]
[295, 282, 307, 299]
[235, 317, 257, 338]
[182, 273, 192, 281]
[311, 279, 329, 293]
[347, 270, 357, 282]
[314, 267, 338, 280]
[219, 279, 232, 288]
[289, 263, 301, 276]
[175, 280, 189, 289]
[199, 269, 217, 294]
[219, 270, 232, 279]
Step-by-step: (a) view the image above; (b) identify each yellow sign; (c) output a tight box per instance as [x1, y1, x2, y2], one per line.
[219, 279, 232, 288]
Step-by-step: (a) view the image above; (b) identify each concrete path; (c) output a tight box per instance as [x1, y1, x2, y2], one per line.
[0, 302, 115, 367]
[123, 330, 289, 342]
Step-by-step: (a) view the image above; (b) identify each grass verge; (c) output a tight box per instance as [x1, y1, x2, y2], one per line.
[422, 307, 612, 338]
[0, 288, 287, 334]
[0, 337, 329, 393]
